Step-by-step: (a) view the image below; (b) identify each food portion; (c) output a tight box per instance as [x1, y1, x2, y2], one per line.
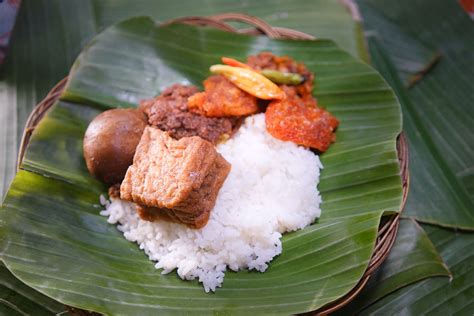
[120, 126, 217, 208]
[101, 114, 322, 292]
[85, 51, 339, 291]
[246, 52, 338, 151]
[136, 153, 229, 228]
[188, 75, 258, 117]
[266, 96, 339, 152]
[140, 84, 238, 144]
[120, 126, 230, 228]
[210, 52, 339, 151]
[83, 108, 147, 184]
[83, 52, 337, 190]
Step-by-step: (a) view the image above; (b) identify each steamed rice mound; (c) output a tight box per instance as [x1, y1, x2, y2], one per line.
[101, 113, 322, 292]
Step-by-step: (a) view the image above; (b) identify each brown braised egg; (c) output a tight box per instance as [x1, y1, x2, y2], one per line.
[83, 108, 147, 184]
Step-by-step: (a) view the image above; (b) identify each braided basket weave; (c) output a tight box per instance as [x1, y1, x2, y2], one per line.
[17, 13, 409, 315]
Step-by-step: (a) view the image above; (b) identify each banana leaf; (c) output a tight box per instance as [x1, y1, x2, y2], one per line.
[0, 262, 66, 316]
[330, 1, 474, 315]
[330, 2, 474, 313]
[0, 18, 403, 314]
[354, 2, 440, 87]
[92, 0, 368, 61]
[334, 219, 451, 315]
[357, 0, 474, 230]
[358, 225, 474, 315]
[0, 0, 98, 198]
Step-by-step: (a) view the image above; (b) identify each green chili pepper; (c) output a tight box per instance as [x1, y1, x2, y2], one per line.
[261, 69, 304, 85]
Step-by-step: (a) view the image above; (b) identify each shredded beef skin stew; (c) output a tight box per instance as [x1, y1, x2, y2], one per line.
[140, 84, 238, 144]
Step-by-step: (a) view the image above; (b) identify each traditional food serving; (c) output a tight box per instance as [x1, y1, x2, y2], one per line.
[84, 52, 339, 291]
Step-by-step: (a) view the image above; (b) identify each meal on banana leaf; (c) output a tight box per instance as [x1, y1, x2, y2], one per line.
[83, 52, 339, 292]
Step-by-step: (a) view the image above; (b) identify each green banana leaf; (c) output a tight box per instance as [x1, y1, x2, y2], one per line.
[0, 0, 98, 199]
[0, 18, 403, 314]
[358, 224, 474, 315]
[334, 219, 451, 315]
[357, 0, 474, 230]
[0, 262, 66, 316]
[92, 0, 368, 62]
[354, 1, 440, 87]
[330, 2, 474, 313]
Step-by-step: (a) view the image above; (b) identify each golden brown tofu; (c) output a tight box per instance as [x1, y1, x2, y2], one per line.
[120, 126, 231, 228]
[135, 154, 231, 229]
[121, 126, 218, 208]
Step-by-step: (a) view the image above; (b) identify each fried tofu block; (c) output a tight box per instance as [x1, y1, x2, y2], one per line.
[188, 75, 258, 117]
[173, 153, 230, 213]
[121, 126, 218, 209]
[120, 126, 231, 228]
[135, 153, 230, 229]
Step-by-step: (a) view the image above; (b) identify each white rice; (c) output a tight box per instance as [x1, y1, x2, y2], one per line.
[100, 113, 322, 292]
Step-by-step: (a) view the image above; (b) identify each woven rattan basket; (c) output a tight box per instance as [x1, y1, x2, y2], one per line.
[17, 13, 409, 315]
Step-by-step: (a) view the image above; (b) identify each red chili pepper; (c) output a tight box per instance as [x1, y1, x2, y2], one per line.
[221, 57, 253, 69]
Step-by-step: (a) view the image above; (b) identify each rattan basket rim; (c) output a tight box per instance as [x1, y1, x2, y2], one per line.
[17, 14, 409, 315]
